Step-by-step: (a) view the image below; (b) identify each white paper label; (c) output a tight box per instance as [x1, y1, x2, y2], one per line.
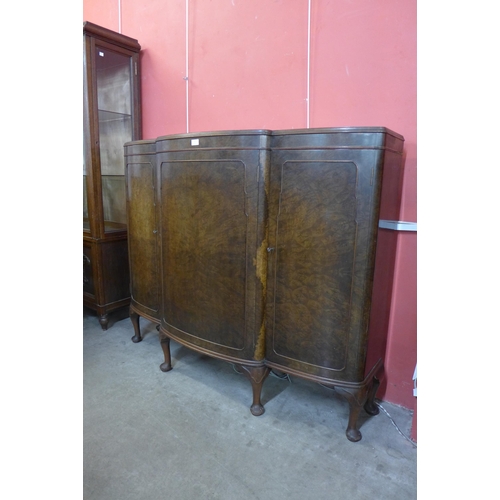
[191, 139, 200, 146]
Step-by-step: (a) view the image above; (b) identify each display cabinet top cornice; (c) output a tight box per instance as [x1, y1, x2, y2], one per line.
[83, 21, 141, 52]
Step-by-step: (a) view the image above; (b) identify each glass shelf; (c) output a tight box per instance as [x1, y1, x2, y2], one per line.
[98, 110, 132, 177]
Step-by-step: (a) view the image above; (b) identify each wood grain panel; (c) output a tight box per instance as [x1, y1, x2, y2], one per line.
[269, 160, 358, 371]
[127, 161, 160, 314]
[161, 160, 248, 349]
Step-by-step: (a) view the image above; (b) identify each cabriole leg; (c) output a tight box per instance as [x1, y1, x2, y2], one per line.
[130, 310, 142, 343]
[238, 365, 271, 416]
[338, 387, 368, 442]
[364, 376, 381, 416]
[159, 333, 173, 372]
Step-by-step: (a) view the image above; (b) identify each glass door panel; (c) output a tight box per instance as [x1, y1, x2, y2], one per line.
[95, 45, 133, 232]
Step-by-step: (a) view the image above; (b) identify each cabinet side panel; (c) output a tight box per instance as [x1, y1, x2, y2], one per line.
[99, 239, 130, 305]
[83, 242, 95, 297]
[365, 148, 405, 375]
[126, 161, 160, 315]
[161, 160, 248, 350]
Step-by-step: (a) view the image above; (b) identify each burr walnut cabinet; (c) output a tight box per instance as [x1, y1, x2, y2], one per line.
[83, 22, 142, 329]
[125, 127, 404, 441]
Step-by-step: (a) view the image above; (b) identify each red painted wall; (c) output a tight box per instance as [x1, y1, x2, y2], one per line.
[83, 0, 417, 438]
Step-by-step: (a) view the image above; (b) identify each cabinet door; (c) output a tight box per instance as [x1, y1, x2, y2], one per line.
[125, 142, 160, 318]
[159, 145, 269, 363]
[95, 44, 135, 233]
[265, 148, 384, 382]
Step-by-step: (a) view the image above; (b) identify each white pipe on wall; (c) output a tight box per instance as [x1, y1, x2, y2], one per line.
[185, 0, 190, 133]
[125, 0, 312, 132]
[306, 0, 311, 128]
[118, 0, 122, 33]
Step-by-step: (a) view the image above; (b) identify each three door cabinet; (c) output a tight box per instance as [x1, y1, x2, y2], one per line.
[125, 127, 404, 441]
[83, 21, 142, 329]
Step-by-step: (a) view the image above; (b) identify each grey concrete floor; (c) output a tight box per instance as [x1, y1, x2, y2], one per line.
[83, 309, 417, 500]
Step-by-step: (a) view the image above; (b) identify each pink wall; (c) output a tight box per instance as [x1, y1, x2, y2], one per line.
[84, 0, 417, 437]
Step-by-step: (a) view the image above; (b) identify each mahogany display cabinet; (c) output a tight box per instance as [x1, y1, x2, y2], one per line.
[83, 22, 142, 329]
[125, 127, 404, 441]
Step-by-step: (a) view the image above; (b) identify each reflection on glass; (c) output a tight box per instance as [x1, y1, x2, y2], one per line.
[96, 46, 132, 232]
[102, 176, 127, 228]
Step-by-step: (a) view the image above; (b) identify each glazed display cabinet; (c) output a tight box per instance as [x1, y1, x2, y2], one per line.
[83, 21, 142, 329]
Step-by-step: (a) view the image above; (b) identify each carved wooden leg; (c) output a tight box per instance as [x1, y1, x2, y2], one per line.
[130, 310, 142, 343]
[98, 313, 109, 331]
[159, 334, 173, 372]
[238, 365, 271, 416]
[364, 376, 380, 416]
[338, 387, 367, 442]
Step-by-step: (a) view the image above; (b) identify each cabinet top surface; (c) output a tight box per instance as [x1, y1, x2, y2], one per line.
[126, 127, 404, 152]
[131, 127, 403, 143]
[272, 126, 404, 140]
[153, 129, 273, 142]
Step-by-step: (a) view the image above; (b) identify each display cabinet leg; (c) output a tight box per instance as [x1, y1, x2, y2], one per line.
[130, 310, 142, 343]
[364, 376, 381, 416]
[238, 365, 271, 416]
[98, 313, 109, 331]
[159, 334, 173, 372]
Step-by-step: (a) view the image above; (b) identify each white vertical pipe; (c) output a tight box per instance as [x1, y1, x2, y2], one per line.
[118, 0, 122, 33]
[185, 0, 190, 133]
[306, 0, 311, 128]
